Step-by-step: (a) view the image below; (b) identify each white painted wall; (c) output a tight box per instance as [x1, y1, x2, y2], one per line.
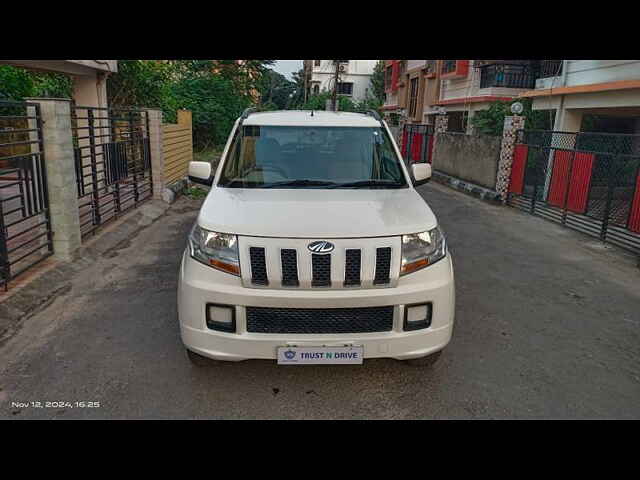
[406, 60, 426, 71]
[309, 60, 378, 102]
[565, 60, 640, 86]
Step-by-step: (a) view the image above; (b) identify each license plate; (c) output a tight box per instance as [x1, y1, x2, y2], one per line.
[277, 346, 364, 365]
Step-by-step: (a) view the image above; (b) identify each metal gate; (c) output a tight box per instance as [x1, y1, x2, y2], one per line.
[0, 101, 53, 291]
[71, 106, 152, 239]
[508, 129, 640, 255]
[401, 124, 435, 164]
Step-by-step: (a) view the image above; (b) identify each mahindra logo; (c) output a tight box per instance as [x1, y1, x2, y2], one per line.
[307, 240, 335, 254]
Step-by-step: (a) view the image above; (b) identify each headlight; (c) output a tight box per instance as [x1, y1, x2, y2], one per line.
[188, 224, 240, 276]
[400, 226, 446, 275]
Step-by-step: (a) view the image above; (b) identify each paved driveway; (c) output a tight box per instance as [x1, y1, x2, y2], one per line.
[1, 183, 639, 419]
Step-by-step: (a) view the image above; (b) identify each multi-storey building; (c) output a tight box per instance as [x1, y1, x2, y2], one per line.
[302, 60, 378, 104]
[521, 60, 640, 135]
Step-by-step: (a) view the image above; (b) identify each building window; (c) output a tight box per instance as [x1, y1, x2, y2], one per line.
[442, 60, 457, 75]
[337, 82, 353, 96]
[313, 84, 320, 94]
[385, 66, 393, 90]
[314, 60, 321, 67]
[447, 111, 468, 133]
[408, 77, 419, 118]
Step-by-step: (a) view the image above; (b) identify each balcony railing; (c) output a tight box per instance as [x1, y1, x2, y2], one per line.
[539, 60, 563, 78]
[479, 63, 536, 89]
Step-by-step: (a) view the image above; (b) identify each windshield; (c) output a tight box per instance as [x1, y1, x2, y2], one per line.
[218, 125, 408, 189]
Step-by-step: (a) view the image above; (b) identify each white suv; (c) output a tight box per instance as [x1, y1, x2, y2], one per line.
[179, 109, 455, 366]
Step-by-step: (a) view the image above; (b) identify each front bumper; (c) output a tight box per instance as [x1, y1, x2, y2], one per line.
[178, 250, 455, 361]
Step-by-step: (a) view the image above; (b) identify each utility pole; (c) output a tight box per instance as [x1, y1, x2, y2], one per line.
[303, 61, 308, 104]
[331, 60, 340, 111]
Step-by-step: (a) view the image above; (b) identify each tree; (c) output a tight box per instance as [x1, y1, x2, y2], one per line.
[370, 60, 386, 105]
[470, 98, 555, 136]
[0, 64, 73, 101]
[288, 68, 307, 108]
[258, 70, 295, 110]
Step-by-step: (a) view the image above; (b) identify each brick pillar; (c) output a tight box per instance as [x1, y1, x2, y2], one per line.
[496, 115, 525, 203]
[145, 109, 165, 200]
[26, 98, 81, 261]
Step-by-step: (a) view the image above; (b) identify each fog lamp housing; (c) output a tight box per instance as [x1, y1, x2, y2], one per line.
[403, 302, 432, 331]
[206, 303, 236, 333]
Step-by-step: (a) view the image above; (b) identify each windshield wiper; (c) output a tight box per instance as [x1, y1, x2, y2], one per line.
[262, 179, 337, 188]
[327, 180, 406, 189]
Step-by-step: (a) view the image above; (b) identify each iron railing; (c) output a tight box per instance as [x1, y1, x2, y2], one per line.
[539, 60, 563, 78]
[401, 124, 435, 165]
[0, 101, 53, 291]
[71, 106, 152, 239]
[508, 129, 640, 258]
[479, 63, 537, 89]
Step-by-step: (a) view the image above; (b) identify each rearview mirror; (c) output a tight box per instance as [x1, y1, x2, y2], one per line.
[188, 161, 213, 186]
[411, 163, 432, 186]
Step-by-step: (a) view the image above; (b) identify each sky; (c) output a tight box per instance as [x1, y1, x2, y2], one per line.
[272, 60, 303, 80]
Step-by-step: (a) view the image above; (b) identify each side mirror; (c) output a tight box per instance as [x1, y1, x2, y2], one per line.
[411, 163, 432, 186]
[188, 161, 213, 186]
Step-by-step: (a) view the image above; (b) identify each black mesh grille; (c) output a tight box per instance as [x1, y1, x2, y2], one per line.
[246, 306, 394, 334]
[374, 247, 391, 285]
[344, 249, 361, 286]
[280, 249, 299, 287]
[311, 253, 331, 287]
[249, 247, 268, 285]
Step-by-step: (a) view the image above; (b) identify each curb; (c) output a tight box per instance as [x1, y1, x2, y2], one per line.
[432, 170, 502, 205]
[0, 200, 171, 342]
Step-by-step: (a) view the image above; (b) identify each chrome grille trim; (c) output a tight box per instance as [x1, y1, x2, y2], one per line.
[238, 236, 400, 290]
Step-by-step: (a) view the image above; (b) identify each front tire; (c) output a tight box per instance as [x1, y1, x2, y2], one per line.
[403, 350, 442, 367]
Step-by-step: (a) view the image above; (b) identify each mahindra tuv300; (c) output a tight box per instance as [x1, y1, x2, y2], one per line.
[178, 109, 455, 366]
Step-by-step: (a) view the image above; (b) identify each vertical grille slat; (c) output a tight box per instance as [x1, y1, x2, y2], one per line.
[374, 247, 392, 285]
[249, 247, 268, 285]
[344, 249, 361, 286]
[311, 253, 331, 287]
[280, 249, 299, 287]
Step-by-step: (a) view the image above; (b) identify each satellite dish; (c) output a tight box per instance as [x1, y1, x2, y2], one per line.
[510, 102, 524, 115]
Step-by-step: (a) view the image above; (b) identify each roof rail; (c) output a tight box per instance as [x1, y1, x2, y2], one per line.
[240, 107, 257, 121]
[363, 109, 382, 122]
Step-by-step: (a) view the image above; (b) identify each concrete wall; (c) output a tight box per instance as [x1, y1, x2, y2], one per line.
[432, 132, 502, 189]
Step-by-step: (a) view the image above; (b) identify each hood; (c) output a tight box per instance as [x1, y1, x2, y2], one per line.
[197, 187, 438, 238]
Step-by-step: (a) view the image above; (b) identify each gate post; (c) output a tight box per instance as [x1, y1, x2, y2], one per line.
[26, 98, 81, 261]
[496, 115, 525, 203]
[145, 109, 165, 201]
[434, 113, 448, 134]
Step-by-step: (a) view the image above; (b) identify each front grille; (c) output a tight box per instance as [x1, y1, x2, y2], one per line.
[280, 249, 299, 287]
[311, 253, 331, 287]
[249, 247, 268, 285]
[344, 249, 361, 286]
[246, 306, 394, 334]
[373, 247, 391, 285]
[243, 239, 396, 288]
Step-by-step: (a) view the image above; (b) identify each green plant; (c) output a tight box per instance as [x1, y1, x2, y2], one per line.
[185, 186, 208, 199]
[0, 65, 72, 101]
[470, 98, 555, 136]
